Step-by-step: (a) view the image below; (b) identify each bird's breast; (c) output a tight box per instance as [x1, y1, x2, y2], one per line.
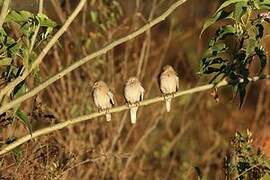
[160, 76, 177, 93]
[124, 85, 142, 103]
[93, 90, 112, 108]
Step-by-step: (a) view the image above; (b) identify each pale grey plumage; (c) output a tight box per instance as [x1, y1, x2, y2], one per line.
[124, 77, 144, 124]
[160, 65, 179, 112]
[92, 81, 115, 121]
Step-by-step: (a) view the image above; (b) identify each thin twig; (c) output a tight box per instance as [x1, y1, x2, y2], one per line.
[0, 0, 10, 28]
[0, 75, 269, 156]
[0, 0, 87, 101]
[0, 0, 188, 114]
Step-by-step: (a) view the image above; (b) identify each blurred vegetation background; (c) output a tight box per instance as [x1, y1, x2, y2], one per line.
[1, 0, 270, 179]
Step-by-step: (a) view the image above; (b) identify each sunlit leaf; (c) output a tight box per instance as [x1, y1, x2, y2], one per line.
[215, 0, 248, 14]
[36, 13, 57, 27]
[0, 57, 12, 66]
[234, 1, 248, 21]
[90, 11, 98, 23]
[200, 10, 233, 37]
[244, 38, 257, 56]
[15, 109, 32, 134]
[216, 25, 236, 40]
[5, 10, 34, 25]
[257, 0, 270, 10]
[13, 82, 26, 99]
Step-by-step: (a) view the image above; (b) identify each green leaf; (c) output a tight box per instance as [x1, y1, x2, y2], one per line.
[12, 146, 22, 163]
[16, 109, 28, 124]
[200, 10, 233, 37]
[15, 109, 32, 134]
[0, 27, 7, 35]
[204, 42, 227, 57]
[36, 13, 57, 27]
[257, 0, 270, 10]
[5, 10, 34, 25]
[13, 82, 26, 99]
[215, 0, 248, 14]
[0, 29, 21, 59]
[244, 38, 257, 56]
[90, 11, 98, 23]
[217, 25, 236, 40]
[42, 27, 54, 40]
[0, 58, 12, 66]
[234, 1, 248, 21]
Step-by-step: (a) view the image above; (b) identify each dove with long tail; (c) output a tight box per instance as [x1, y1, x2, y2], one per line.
[124, 77, 144, 124]
[92, 81, 115, 121]
[159, 65, 179, 112]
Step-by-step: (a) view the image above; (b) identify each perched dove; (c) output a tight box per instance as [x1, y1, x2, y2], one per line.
[124, 77, 144, 124]
[92, 81, 115, 121]
[159, 65, 179, 112]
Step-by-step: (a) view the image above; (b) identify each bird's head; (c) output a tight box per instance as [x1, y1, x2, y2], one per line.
[92, 80, 106, 90]
[126, 77, 140, 85]
[162, 65, 174, 72]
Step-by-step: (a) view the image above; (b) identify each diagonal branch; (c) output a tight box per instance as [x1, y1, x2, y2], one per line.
[0, 0, 87, 101]
[0, 75, 269, 156]
[0, 0, 188, 114]
[0, 0, 10, 28]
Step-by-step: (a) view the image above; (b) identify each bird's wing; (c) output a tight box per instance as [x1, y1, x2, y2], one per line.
[92, 89, 97, 104]
[108, 91, 115, 105]
[175, 75, 180, 90]
[158, 71, 163, 93]
[123, 85, 129, 103]
[140, 85, 144, 101]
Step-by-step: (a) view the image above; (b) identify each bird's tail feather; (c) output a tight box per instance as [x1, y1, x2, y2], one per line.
[130, 107, 138, 124]
[106, 113, 111, 122]
[165, 98, 172, 112]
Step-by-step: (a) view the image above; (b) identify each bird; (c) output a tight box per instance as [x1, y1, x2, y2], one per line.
[159, 65, 179, 112]
[124, 77, 145, 124]
[92, 81, 115, 122]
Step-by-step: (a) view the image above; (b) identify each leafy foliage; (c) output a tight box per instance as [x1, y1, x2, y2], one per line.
[224, 130, 270, 179]
[0, 9, 56, 137]
[200, 0, 270, 107]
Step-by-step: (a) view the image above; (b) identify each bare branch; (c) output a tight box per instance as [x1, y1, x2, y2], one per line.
[0, 0, 10, 28]
[0, 0, 188, 114]
[0, 75, 269, 156]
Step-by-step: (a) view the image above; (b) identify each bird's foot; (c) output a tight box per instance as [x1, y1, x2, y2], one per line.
[135, 101, 140, 107]
[127, 102, 133, 108]
[170, 92, 176, 98]
[101, 108, 110, 115]
[163, 93, 170, 101]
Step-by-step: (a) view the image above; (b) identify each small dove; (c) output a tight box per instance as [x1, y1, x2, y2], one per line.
[124, 77, 144, 124]
[92, 81, 115, 121]
[159, 65, 179, 112]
